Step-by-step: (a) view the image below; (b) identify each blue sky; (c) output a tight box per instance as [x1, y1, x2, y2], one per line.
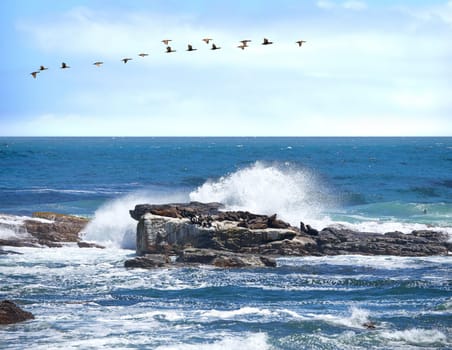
[1, 0, 451, 136]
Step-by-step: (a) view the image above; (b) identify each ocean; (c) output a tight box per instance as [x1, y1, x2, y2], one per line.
[0, 137, 451, 349]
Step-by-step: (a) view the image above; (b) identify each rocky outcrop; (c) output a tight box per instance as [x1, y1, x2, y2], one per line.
[0, 212, 102, 248]
[127, 202, 451, 269]
[0, 300, 34, 324]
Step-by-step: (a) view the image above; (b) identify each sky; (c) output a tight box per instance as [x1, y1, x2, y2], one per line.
[0, 0, 451, 136]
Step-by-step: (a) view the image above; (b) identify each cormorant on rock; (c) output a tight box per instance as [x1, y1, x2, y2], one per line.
[60, 62, 70, 69]
[211, 43, 221, 50]
[202, 38, 213, 44]
[93, 61, 104, 67]
[166, 46, 176, 53]
[39, 65, 48, 71]
[296, 40, 307, 47]
[186, 44, 197, 51]
[262, 38, 273, 45]
[121, 58, 132, 64]
[138, 53, 149, 57]
[30, 71, 39, 79]
[162, 39, 172, 45]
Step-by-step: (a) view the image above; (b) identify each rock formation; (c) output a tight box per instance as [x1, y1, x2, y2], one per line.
[126, 202, 450, 268]
[0, 300, 34, 324]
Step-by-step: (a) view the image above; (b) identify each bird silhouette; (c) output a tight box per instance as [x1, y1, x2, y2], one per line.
[211, 43, 221, 50]
[240, 39, 252, 46]
[237, 44, 247, 50]
[166, 46, 176, 53]
[296, 40, 307, 47]
[121, 58, 132, 64]
[202, 38, 213, 44]
[162, 39, 172, 45]
[93, 61, 104, 67]
[138, 53, 149, 57]
[262, 38, 273, 45]
[30, 71, 39, 79]
[61, 62, 70, 69]
[39, 65, 48, 71]
[186, 44, 197, 51]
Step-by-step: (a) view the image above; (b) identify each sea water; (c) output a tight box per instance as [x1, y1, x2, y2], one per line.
[0, 137, 451, 349]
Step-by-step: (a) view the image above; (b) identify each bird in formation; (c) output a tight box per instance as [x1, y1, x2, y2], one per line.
[30, 36, 307, 78]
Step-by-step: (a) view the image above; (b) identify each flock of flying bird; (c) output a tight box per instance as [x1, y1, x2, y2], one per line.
[30, 37, 307, 78]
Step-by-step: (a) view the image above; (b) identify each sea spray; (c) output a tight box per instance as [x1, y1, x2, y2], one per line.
[189, 161, 334, 226]
[82, 190, 188, 248]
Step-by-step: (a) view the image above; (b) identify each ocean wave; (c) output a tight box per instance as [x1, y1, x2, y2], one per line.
[379, 328, 449, 347]
[189, 161, 334, 226]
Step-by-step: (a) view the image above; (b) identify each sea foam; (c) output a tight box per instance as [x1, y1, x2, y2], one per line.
[190, 161, 333, 226]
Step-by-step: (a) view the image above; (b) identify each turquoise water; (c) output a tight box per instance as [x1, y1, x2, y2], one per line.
[0, 137, 451, 349]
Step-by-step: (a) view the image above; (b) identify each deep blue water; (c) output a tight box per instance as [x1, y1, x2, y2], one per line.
[0, 137, 451, 349]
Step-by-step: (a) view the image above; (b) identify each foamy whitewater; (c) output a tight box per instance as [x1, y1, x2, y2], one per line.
[1, 137, 451, 349]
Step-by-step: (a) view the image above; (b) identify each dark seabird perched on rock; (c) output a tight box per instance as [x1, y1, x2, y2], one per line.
[121, 58, 132, 64]
[296, 40, 307, 47]
[162, 39, 172, 45]
[202, 38, 213, 44]
[211, 43, 221, 50]
[166, 46, 176, 53]
[30, 71, 39, 79]
[60, 62, 70, 69]
[39, 65, 48, 71]
[138, 53, 149, 57]
[186, 44, 197, 51]
[262, 38, 273, 45]
[93, 61, 103, 67]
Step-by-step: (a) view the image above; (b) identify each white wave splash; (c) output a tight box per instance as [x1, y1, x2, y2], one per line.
[190, 161, 333, 227]
[155, 333, 270, 350]
[380, 328, 448, 346]
[82, 190, 188, 249]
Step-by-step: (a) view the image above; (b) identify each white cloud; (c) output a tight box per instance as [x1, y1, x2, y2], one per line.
[342, 1, 367, 11]
[316, 0, 335, 10]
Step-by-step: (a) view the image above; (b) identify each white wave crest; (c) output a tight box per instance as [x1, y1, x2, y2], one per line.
[309, 306, 373, 329]
[155, 333, 270, 350]
[380, 328, 448, 346]
[82, 190, 188, 249]
[190, 161, 332, 226]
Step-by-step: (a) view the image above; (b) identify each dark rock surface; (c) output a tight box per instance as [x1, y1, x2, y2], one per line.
[0, 300, 34, 324]
[129, 202, 450, 269]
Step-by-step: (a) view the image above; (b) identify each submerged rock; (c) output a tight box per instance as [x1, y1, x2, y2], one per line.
[0, 300, 34, 324]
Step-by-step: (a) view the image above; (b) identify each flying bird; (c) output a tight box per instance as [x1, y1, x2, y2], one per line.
[262, 38, 273, 45]
[30, 71, 39, 79]
[296, 40, 307, 47]
[186, 44, 197, 51]
[240, 39, 252, 46]
[93, 61, 104, 67]
[121, 58, 132, 64]
[166, 46, 176, 53]
[162, 39, 172, 45]
[138, 53, 149, 57]
[61, 62, 70, 69]
[237, 44, 247, 50]
[39, 65, 48, 71]
[202, 38, 213, 44]
[211, 43, 221, 50]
